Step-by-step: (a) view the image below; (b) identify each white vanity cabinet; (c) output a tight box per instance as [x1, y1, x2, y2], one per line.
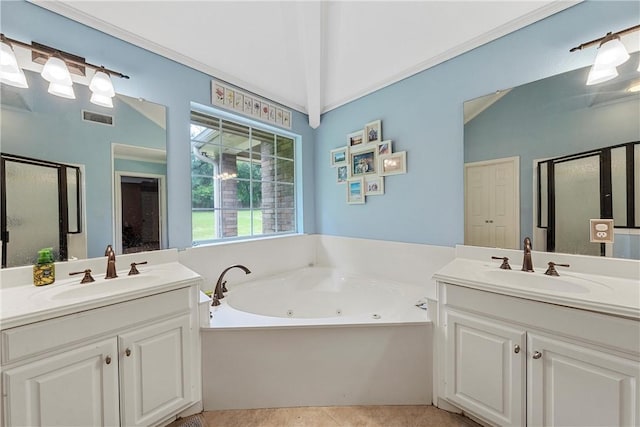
[444, 308, 526, 426]
[1, 283, 200, 427]
[436, 282, 640, 427]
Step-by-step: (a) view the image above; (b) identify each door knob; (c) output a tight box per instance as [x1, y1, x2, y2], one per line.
[105, 355, 112, 365]
[533, 351, 542, 359]
[514, 344, 521, 354]
[125, 348, 131, 357]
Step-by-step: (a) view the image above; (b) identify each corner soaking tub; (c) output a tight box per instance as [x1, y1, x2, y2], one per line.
[201, 267, 433, 410]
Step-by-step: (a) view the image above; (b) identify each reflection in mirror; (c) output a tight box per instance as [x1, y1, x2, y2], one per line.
[1, 69, 167, 267]
[464, 52, 640, 259]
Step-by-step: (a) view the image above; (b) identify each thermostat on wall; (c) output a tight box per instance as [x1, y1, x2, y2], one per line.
[589, 219, 614, 243]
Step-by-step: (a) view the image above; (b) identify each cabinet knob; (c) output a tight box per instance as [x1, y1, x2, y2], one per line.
[514, 344, 520, 354]
[105, 355, 112, 365]
[125, 348, 131, 357]
[533, 351, 542, 359]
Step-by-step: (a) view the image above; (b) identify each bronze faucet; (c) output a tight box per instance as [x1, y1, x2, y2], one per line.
[105, 245, 118, 279]
[491, 256, 512, 270]
[522, 237, 534, 272]
[212, 264, 251, 306]
[544, 261, 570, 276]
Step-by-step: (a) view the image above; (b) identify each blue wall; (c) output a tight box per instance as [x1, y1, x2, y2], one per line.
[3, 0, 639, 253]
[0, 0, 317, 252]
[315, 0, 640, 247]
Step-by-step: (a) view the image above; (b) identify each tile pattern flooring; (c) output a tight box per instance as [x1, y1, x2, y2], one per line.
[201, 405, 482, 427]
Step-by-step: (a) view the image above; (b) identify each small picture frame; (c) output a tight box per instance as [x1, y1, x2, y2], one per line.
[376, 140, 392, 156]
[276, 108, 284, 125]
[330, 147, 349, 167]
[283, 110, 291, 128]
[350, 146, 377, 176]
[261, 102, 270, 119]
[364, 120, 382, 144]
[213, 82, 225, 104]
[225, 89, 234, 106]
[346, 178, 365, 204]
[244, 96, 253, 114]
[365, 175, 384, 195]
[234, 93, 244, 110]
[379, 151, 407, 176]
[253, 100, 261, 117]
[347, 130, 364, 147]
[337, 165, 349, 184]
[269, 104, 277, 122]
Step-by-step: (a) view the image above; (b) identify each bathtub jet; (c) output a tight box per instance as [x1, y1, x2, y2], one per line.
[212, 264, 251, 306]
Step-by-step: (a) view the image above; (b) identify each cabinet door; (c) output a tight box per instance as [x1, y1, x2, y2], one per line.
[3, 338, 119, 427]
[445, 309, 526, 427]
[119, 314, 192, 427]
[528, 333, 640, 427]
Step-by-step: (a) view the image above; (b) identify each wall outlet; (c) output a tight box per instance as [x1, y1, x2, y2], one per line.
[589, 219, 614, 243]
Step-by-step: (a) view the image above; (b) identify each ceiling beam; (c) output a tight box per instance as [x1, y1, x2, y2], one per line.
[295, 1, 325, 129]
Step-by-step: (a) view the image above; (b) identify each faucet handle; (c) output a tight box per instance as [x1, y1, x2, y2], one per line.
[544, 261, 570, 276]
[69, 269, 95, 284]
[128, 261, 148, 276]
[491, 256, 512, 270]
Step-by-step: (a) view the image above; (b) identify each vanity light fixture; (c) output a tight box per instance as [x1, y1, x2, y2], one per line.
[570, 24, 640, 86]
[0, 39, 28, 88]
[0, 33, 129, 106]
[89, 67, 116, 107]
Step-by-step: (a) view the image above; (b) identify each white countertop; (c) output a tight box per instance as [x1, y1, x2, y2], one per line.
[433, 257, 640, 320]
[0, 262, 201, 330]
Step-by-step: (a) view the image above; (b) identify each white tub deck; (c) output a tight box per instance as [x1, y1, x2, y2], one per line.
[200, 268, 433, 410]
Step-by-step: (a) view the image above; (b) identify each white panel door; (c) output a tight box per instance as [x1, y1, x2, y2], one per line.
[528, 333, 640, 427]
[119, 315, 192, 427]
[3, 338, 120, 427]
[465, 157, 519, 249]
[445, 309, 526, 427]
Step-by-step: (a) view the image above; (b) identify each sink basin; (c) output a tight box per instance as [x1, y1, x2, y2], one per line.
[31, 273, 159, 302]
[480, 269, 612, 294]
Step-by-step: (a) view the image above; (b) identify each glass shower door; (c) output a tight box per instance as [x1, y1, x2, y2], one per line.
[554, 155, 601, 256]
[3, 160, 60, 267]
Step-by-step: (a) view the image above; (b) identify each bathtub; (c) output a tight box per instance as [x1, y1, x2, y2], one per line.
[201, 267, 433, 410]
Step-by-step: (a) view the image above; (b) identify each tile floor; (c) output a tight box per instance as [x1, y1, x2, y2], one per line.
[201, 405, 482, 427]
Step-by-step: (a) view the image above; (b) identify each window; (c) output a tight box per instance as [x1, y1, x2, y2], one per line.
[191, 111, 296, 243]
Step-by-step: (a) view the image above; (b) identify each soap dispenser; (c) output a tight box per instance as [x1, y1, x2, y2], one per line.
[33, 248, 56, 286]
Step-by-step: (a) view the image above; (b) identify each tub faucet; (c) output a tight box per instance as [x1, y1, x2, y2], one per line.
[212, 264, 251, 306]
[105, 245, 118, 279]
[521, 237, 534, 272]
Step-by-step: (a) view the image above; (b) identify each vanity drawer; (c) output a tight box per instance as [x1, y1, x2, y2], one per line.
[1, 286, 192, 364]
[441, 283, 640, 356]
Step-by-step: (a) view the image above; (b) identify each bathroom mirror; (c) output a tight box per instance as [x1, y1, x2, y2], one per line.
[1, 69, 167, 267]
[464, 51, 640, 259]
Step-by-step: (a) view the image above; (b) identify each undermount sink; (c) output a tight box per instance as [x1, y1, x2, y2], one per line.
[480, 269, 612, 294]
[31, 273, 159, 301]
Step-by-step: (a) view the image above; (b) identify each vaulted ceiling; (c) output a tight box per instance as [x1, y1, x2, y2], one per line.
[32, 1, 580, 127]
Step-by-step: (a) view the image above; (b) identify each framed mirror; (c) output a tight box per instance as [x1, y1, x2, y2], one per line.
[464, 51, 640, 259]
[1, 69, 167, 267]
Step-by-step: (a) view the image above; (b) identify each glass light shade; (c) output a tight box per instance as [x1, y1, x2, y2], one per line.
[586, 64, 618, 86]
[41, 55, 73, 85]
[0, 41, 19, 70]
[89, 70, 115, 97]
[90, 92, 114, 108]
[594, 38, 630, 68]
[1, 68, 29, 88]
[48, 82, 76, 99]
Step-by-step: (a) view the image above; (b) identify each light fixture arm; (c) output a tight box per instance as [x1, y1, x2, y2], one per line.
[569, 24, 640, 53]
[0, 33, 129, 79]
